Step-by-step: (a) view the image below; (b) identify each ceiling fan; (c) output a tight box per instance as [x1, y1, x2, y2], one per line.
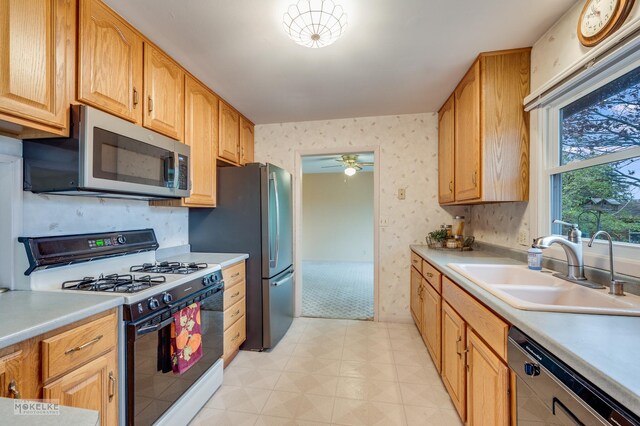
[322, 154, 374, 176]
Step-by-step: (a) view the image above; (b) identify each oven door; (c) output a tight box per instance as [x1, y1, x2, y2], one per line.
[79, 105, 190, 198]
[126, 286, 223, 426]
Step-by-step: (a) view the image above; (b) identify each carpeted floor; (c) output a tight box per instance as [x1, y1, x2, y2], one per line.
[302, 261, 374, 320]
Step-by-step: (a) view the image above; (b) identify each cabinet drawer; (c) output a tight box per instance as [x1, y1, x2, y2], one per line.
[224, 298, 246, 331]
[442, 277, 508, 360]
[411, 252, 422, 271]
[224, 281, 246, 309]
[223, 261, 246, 288]
[224, 314, 246, 357]
[42, 311, 117, 381]
[422, 261, 442, 293]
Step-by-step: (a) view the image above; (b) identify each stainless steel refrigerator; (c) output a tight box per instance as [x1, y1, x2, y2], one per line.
[189, 163, 294, 350]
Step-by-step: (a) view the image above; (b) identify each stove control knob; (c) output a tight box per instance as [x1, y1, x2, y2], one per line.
[148, 298, 160, 310]
[116, 235, 127, 245]
[162, 292, 173, 304]
[202, 275, 211, 286]
[524, 362, 540, 377]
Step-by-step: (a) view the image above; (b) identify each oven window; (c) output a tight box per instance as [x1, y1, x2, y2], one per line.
[92, 127, 172, 187]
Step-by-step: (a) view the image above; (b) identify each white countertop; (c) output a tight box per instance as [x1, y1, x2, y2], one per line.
[0, 291, 123, 349]
[410, 245, 640, 416]
[157, 251, 249, 269]
[0, 397, 99, 425]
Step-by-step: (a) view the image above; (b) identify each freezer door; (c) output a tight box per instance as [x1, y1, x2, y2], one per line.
[262, 268, 294, 349]
[262, 164, 293, 278]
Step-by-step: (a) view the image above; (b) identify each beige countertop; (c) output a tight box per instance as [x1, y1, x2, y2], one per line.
[0, 290, 123, 349]
[410, 244, 640, 416]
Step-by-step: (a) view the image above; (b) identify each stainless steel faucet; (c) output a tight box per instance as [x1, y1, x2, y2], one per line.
[588, 231, 626, 296]
[533, 220, 604, 289]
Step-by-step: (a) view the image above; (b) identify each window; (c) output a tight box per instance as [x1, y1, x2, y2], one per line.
[549, 64, 640, 244]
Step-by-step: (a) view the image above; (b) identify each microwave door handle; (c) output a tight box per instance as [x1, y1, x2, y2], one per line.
[174, 152, 181, 190]
[271, 171, 281, 269]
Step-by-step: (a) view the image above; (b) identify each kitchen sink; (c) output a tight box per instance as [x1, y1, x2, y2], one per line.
[448, 263, 640, 316]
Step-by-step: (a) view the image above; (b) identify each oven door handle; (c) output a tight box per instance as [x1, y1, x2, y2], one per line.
[136, 316, 174, 337]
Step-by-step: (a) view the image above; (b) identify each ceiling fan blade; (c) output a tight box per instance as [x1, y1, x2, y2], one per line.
[358, 162, 374, 166]
[355, 165, 363, 171]
[321, 165, 344, 168]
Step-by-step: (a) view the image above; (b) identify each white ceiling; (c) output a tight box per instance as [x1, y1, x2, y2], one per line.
[104, 0, 576, 124]
[302, 153, 374, 174]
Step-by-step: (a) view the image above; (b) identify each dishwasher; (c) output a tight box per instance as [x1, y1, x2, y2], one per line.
[508, 327, 640, 426]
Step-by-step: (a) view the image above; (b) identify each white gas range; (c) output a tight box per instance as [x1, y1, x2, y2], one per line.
[20, 229, 232, 426]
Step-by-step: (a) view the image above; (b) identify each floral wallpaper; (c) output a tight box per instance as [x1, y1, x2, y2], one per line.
[22, 192, 188, 248]
[530, 0, 640, 93]
[254, 113, 467, 323]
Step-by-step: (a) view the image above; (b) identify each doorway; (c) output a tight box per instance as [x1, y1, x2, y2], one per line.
[298, 152, 376, 320]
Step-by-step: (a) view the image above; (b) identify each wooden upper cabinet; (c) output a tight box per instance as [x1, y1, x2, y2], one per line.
[440, 48, 530, 205]
[438, 94, 455, 203]
[219, 100, 240, 163]
[44, 350, 117, 426]
[240, 117, 255, 165]
[454, 61, 481, 202]
[466, 330, 509, 426]
[183, 76, 218, 207]
[0, 0, 75, 136]
[78, 0, 142, 124]
[143, 43, 184, 140]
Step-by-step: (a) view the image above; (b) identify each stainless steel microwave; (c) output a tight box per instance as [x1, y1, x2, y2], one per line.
[23, 105, 190, 200]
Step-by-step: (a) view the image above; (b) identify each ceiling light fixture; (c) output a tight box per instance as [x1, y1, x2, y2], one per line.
[344, 166, 357, 176]
[283, 0, 348, 48]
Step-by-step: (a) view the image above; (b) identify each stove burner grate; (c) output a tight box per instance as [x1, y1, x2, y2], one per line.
[129, 261, 208, 275]
[62, 273, 167, 293]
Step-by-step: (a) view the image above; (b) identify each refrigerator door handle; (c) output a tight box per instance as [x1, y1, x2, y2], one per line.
[270, 171, 281, 269]
[271, 270, 294, 287]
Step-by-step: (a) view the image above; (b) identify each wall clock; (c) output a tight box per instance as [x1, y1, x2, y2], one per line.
[578, 0, 636, 47]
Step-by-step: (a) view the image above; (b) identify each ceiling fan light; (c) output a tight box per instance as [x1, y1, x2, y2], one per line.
[344, 166, 356, 176]
[283, 0, 348, 48]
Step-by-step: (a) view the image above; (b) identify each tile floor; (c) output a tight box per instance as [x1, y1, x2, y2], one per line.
[190, 317, 462, 425]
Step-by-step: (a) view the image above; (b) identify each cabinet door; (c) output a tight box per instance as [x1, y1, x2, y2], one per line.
[466, 330, 509, 426]
[454, 60, 481, 201]
[421, 279, 441, 372]
[240, 117, 255, 165]
[438, 94, 455, 203]
[78, 0, 142, 123]
[410, 267, 422, 331]
[143, 43, 184, 140]
[0, 348, 24, 399]
[0, 0, 74, 132]
[441, 301, 466, 421]
[183, 76, 218, 207]
[218, 100, 240, 163]
[44, 350, 117, 426]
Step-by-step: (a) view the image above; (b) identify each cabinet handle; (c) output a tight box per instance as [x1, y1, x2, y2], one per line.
[449, 181, 453, 192]
[231, 272, 240, 278]
[472, 170, 478, 186]
[64, 334, 103, 355]
[148, 96, 153, 113]
[455, 336, 467, 356]
[8, 380, 20, 399]
[231, 309, 241, 318]
[108, 372, 115, 402]
[133, 88, 139, 108]
[230, 291, 240, 298]
[426, 272, 434, 278]
[231, 332, 241, 342]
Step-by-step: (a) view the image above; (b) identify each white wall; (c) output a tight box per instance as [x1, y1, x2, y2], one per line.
[255, 113, 468, 323]
[302, 171, 373, 262]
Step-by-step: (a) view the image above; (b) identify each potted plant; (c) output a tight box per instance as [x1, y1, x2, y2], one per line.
[427, 229, 448, 248]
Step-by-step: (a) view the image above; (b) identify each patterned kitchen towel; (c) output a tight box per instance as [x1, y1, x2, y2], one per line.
[170, 301, 203, 374]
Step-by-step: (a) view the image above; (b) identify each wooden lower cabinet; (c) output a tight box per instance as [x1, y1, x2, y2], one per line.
[44, 350, 117, 426]
[421, 278, 441, 372]
[410, 266, 423, 330]
[441, 301, 467, 420]
[466, 329, 510, 426]
[223, 261, 247, 366]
